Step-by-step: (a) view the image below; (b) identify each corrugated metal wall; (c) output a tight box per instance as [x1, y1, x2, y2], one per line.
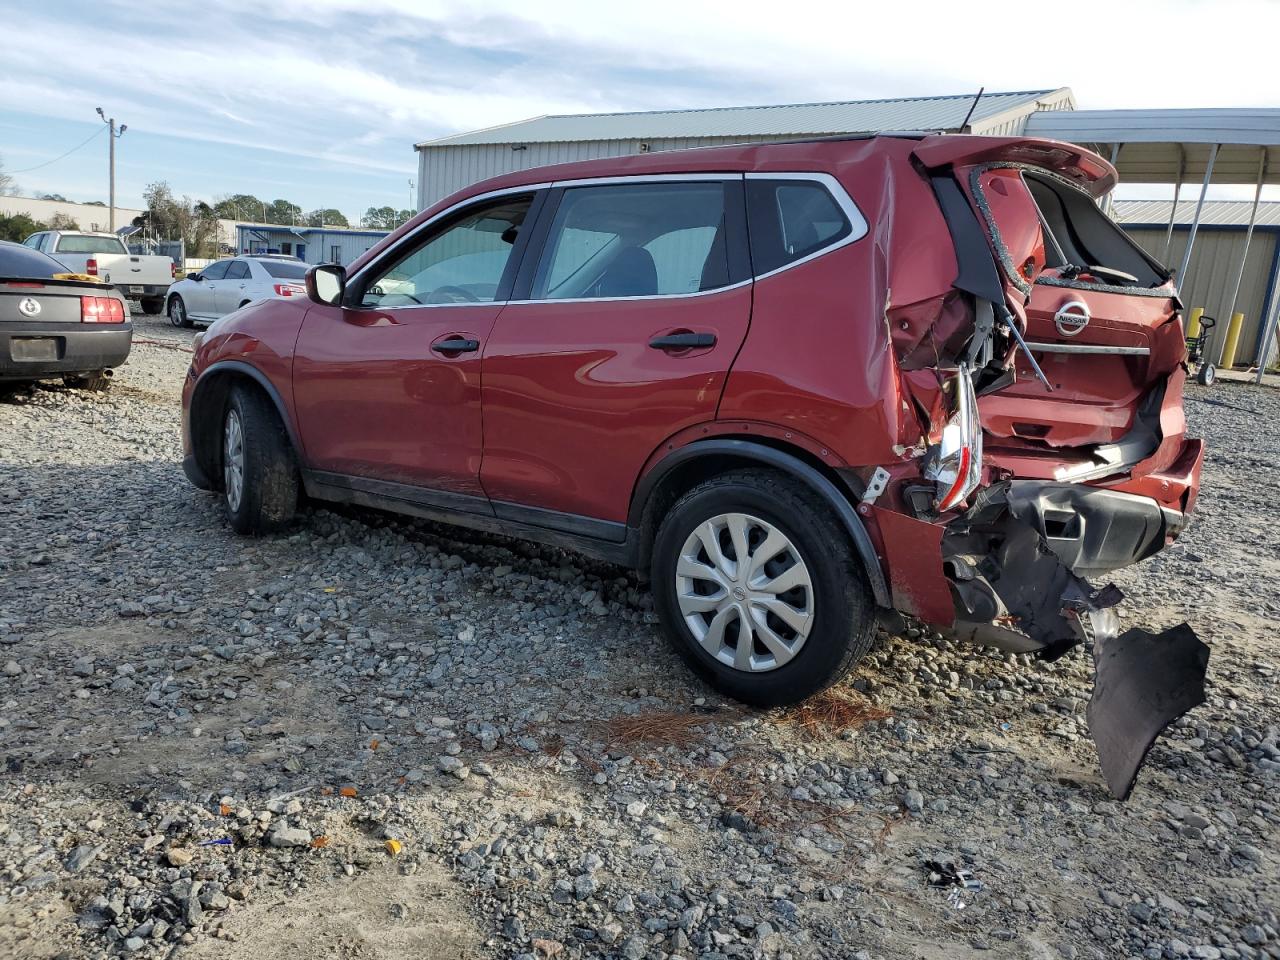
[1125, 225, 1278, 363]
[417, 134, 801, 209]
[305, 230, 384, 266]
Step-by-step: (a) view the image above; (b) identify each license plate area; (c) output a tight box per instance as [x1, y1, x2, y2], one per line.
[10, 337, 61, 361]
[128, 286, 144, 295]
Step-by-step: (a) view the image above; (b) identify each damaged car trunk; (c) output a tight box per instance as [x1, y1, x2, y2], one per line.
[880, 137, 1210, 800]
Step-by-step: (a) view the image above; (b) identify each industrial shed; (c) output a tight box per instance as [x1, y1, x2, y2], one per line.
[1114, 200, 1280, 366]
[234, 224, 389, 266]
[414, 88, 1075, 209]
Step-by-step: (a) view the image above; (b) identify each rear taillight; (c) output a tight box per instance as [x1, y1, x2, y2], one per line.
[925, 365, 983, 512]
[86, 258, 98, 276]
[171, 261, 177, 279]
[81, 296, 126, 323]
[273, 283, 305, 297]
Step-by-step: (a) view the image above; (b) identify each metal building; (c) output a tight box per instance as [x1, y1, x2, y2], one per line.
[1114, 200, 1280, 365]
[414, 88, 1075, 209]
[234, 224, 389, 266]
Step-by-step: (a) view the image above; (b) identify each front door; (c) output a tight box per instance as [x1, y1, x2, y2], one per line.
[215, 260, 252, 315]
[189, 258, 230, 318]
[480, 177, 753, 528]
[291, 192, 540, 498]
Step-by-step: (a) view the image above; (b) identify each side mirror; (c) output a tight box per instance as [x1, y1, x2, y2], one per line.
[190, 273, 202, 282]
[306, 263, 346, 306]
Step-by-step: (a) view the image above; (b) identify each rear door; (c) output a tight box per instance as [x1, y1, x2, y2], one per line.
[479, 176, 752, 528]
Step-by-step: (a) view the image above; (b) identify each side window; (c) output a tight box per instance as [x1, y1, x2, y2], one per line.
[746, 178, 858, 275]
[225, 261, 250, 280]
[201, 260, 231, 281]
[532, 182, 731, 300]
[361, 195, 533, 307]
[23, 234, 44, 249]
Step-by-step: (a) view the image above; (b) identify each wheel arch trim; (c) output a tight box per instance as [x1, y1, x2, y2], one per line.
[630, 438, 890, 607]
[190, 360, 304, 474]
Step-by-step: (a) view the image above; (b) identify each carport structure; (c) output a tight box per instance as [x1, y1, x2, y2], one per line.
[1024, 109, 1280, 380]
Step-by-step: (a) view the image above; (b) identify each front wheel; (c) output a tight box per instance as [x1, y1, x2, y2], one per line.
[1197, 362, 1216, 386]
[168, 296, 192, 328]
[221, 385, 299, 534]
[650, 469, 875, 707]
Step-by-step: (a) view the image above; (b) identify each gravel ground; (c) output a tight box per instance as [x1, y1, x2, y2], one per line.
[1, 309, 1277, 960]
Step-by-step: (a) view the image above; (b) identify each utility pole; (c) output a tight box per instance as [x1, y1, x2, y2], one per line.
[95, 108, 127, 231]
[408, 179, 415, 215]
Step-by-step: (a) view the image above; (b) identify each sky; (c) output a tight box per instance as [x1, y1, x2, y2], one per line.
[3, 0, 1280, 222]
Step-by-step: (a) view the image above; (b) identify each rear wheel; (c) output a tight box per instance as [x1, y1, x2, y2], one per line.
[140, 297, 164, 315]
[650, 469, 875, 706]
[1197, 362, 1216, 386]
[63, 371, 111, 391]
[168, 296, 192, 328]
[221, 385, 299, 534]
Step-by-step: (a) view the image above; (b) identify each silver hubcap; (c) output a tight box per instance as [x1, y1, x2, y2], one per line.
[224, 409, 244, 513]
[675, 512, 814, 673]
[170, 300, 183, 325]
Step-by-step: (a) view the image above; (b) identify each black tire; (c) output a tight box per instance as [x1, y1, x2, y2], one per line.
[0, 380, 35, 399]
[63, 372, 111, 391]
[221, 385, 299, 534]
[168, 296, 192, 328]
[140, 297, 164, 315]
[1197, 362, 1216, 386]
[650, 468, 875, 707]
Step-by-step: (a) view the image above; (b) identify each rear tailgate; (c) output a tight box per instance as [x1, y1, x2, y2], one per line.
[97, 254, 172, 288]
[912, 137, 1189, 492]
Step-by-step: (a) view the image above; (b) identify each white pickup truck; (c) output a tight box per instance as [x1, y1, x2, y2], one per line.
[21, 231, 174, 315]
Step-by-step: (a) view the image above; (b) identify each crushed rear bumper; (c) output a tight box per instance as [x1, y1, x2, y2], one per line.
[870, 474, 1209, 800]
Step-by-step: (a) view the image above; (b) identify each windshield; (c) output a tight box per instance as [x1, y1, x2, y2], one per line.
[55, 235, 127, 255]
[259, 260, 308, 279]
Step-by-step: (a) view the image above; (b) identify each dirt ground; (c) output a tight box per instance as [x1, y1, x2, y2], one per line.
[0, 310, 1276, 960]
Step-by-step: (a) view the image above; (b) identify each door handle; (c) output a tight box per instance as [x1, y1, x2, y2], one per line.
[648, 332, 716, 350]
[432, 336, 480, 355]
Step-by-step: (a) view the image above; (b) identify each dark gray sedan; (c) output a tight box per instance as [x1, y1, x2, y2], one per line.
[1, 240, 131, 390]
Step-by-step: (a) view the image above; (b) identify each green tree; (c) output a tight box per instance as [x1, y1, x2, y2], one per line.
[142, 181, 219, 258]
[213, 193, 267, 222]
[360, 206, 411, 230]
[0, 212, 42, 243]
[265, 199, 302, 225]
[46, 212, 79, 231]
[40, 193, 68, 202]
[306, 208, 349, 228]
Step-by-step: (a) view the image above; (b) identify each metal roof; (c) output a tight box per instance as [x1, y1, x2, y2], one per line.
[417, 89, 1068, 148]
[1025, 109, 1280, 185]
[1113, 199, 1280, 227]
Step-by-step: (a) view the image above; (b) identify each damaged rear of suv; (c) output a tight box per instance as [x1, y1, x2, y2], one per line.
[852, 136, 1208, 799]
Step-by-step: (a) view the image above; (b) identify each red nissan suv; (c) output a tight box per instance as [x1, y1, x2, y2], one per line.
[182, 134, 1207, 798]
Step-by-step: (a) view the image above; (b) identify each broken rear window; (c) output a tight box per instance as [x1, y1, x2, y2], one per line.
[1024, 173, 1169, 289]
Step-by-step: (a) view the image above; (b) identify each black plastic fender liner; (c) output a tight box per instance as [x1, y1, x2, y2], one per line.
[190, 360, 305, 481]
[630, 439, 890, 607]
[1088, 623, 1210, 801]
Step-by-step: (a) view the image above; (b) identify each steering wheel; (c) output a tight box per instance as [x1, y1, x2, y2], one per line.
[427, 285, 479, 304]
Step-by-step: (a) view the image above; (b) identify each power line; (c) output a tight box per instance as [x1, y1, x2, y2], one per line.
[8, 126, 107, 174]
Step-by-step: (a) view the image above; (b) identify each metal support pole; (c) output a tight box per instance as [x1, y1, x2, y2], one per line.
[1257, 276, 1280, 383]
[1102, 143, 1121, 216]
[1176, 143, 1218, 290]
[1220, 151, 1267, 362]
[108, 119, 116, 231]
[1164, 146, 1185, 261]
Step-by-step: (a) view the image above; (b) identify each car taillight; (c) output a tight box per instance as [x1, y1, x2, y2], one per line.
[81, 296, 126, 323]
[924, 365, 983, 513]
[86, 258, 98, 276]
[273, 283, 305, 297]
[171, 261, 177, 279]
